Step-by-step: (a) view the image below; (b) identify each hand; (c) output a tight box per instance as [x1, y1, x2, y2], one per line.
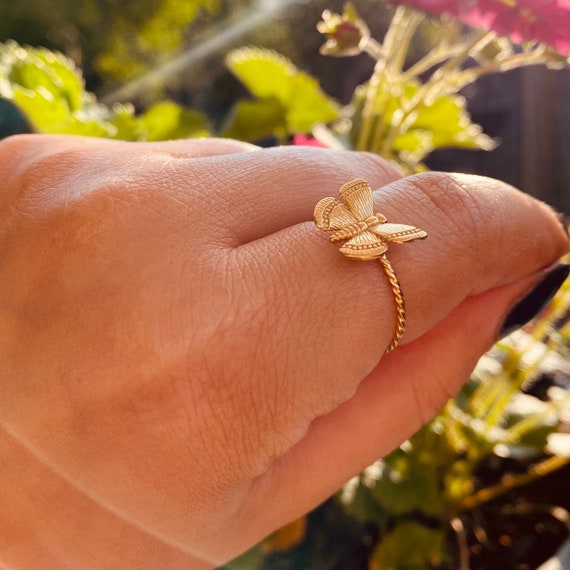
[0, 135, 567, 568]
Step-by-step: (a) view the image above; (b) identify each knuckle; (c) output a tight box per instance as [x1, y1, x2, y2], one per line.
[0, 133, 35, 158]
[20, 146, 89, 189]
[407, 171, 488, 240]
[357, 151, 405, 182]
[0, 134, 73, 178]
[0, 134, 38, 187]
[5, 147, 95, 216]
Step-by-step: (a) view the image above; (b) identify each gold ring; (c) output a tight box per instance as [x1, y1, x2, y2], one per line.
[313, 178, 427, 352]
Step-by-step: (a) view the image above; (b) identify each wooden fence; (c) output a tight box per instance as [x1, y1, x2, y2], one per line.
[428, 66, 570, 215]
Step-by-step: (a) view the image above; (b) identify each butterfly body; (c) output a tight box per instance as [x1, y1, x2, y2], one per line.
[329, 214, 386, 242]
[314, 178, 427, 260]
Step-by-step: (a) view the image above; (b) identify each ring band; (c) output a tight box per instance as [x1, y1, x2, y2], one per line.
[313, 178, 427, 353]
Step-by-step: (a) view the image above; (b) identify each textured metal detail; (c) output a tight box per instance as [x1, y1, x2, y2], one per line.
[378, 254, 406, 352]
[314, 178, 427, 352]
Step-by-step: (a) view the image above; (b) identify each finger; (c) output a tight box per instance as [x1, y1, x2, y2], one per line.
[244, 170, 568, 345]
[179, 146, 403, 243]
[0, 137, 401, 244]
[239, 271, 555, 545]
[0, 134, 257, 167]
[145, 137, 260, 156]
[223, 172, 568, 474]
[0, 135, 258, 211]
[0, 134, 258, 182]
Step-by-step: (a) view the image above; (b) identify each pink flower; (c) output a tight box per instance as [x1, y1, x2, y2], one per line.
[391, 0, 570, 55]
[292, 134, 327, 147]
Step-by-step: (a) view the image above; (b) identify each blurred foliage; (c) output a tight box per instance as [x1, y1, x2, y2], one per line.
[0, 41, 340, 142]
[313, 3, 569, 171]
[0, 41, 209, 139]
[95, 0, 218, 80]
[224, 47, 340, 142]
[0, 0, 218, 89]
[349, 80, 495, 168]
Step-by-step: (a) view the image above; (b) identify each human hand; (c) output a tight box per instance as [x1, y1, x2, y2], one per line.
[0, 135, 567, 568]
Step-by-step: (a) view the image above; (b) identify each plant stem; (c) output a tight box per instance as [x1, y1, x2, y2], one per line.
[362, 37, 383, 60]
[400, 44, 466, 82]
[451, 517, 471, 570]
[356, 6, 415, 151]
[450, 46, 558, 91]
[391, 10, 423, 74]
[409, 29, 495, 110]
[368, 9, 422, 154]
[457, 455, 570, 512]
[375, 30, 495, 158]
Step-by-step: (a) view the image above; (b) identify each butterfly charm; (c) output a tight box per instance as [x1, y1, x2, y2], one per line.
[314, 178, 427, 260]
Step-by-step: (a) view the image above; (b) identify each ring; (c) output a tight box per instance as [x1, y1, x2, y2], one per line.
[313, 178, 427, 352]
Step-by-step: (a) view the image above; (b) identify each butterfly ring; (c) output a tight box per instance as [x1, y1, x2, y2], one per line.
[314, 178, 427, 353]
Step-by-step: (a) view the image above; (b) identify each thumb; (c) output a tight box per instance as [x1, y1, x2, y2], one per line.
[240, 264, 569, 540]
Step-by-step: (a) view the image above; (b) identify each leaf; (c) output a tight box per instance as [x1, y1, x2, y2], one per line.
[370, 521, 445, 570]
[226, 47, 340, 134]
[404, 91, 496, 152]
[262, 517, 307, 554]
[0, 41, 209, 142]
[367, 448, 446, 517]
[223, 544, 263, 570]
[338, 474, 389, 526]
[222, 97, 286, 142]
[387, 83, 496, 161]
[1, 42, 85, 111]
[137, 101, 210, 140]
[106, 104, 145, 140]
[96, 0, 219, 80]
[0, 41, 112, 136]
[348, 79, 494, 167]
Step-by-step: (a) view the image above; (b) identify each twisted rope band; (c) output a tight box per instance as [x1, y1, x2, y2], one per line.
[378, 254, 406, 352]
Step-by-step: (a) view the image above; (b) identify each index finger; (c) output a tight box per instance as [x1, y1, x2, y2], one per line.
[224, 170, 568, 462]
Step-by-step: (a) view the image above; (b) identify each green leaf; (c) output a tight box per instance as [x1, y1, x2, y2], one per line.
[106, 103, 145, 140]
[370, 521, 445, 570]
[221, 97, 286, 142]
[388, 84, 496, 162]
[226, 47, 340, 134]
[1, 42, 85, 112]
[403, 91, 496, 152]
[338, 475, 389, 526]
[7, 85, 114, 137]
[391, 129, 434, 164]
[223, 544, 263, 570]
[0, 41, 209, 141]
[349, 79, 494, 167]
[0, 41, 111, 136]
[500, 392, 561, 452]
[96, 0, 219, 80]
[137, 101, 210, 141]
[368, 448, 446, 517]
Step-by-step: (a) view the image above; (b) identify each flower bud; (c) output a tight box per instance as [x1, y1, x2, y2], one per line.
[317, 3, 370, 57]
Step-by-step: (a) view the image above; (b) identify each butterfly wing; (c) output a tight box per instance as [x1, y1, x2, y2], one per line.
[371, 223, 427, 243]
[338, 178, 374, 220]
[339, 231, 387, 260]
[314, 197, 358, 231]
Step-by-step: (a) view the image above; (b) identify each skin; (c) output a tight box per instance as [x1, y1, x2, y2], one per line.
[0, 134, 567, 568]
